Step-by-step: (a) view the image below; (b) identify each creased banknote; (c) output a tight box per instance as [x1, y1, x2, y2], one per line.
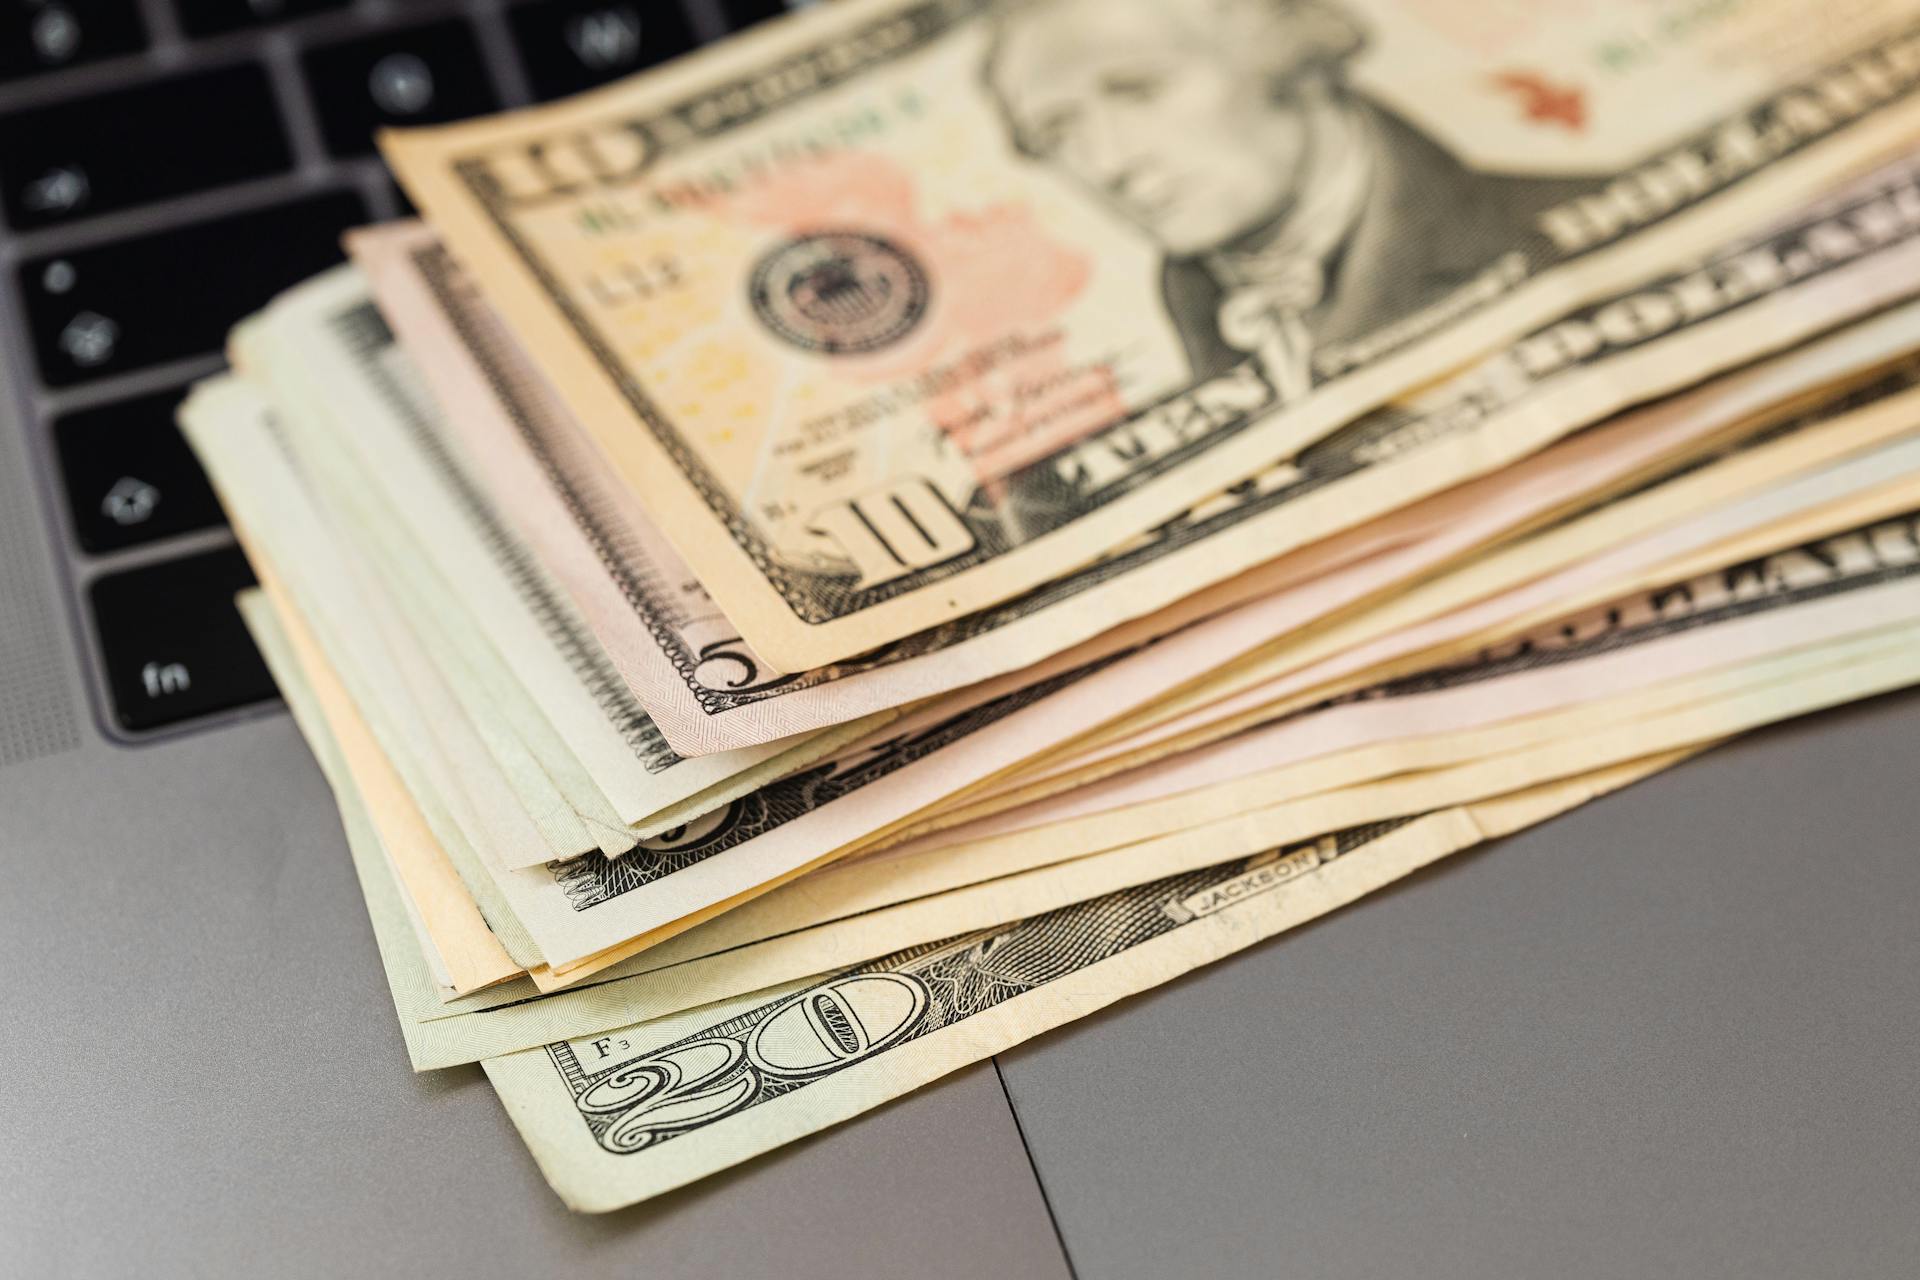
[186, 306, 1920, 980]
[486, 586, 1920, 1212]
[231, 270, 877, 836]
[263, 490, 1920, 1069]
[970, 460, 1920, 820]
[882, 503, 1920, 872]
[364, 149, 1920, 750]
[1028, 354, 1920, 781]
[386, 0, 1920, 668]
[447, 494, 1920, 1023]
[482, 756, 1685, 1210]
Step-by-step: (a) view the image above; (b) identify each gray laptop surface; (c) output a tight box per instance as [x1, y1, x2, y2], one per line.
[1, 5, 1915, 1277]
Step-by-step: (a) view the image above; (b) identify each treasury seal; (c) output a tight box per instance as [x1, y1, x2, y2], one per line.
[749, 232, 930, 355]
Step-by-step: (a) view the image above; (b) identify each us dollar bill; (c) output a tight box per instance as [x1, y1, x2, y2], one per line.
[245, 577, 1513, 1065]
[1040, 349, 1920, 772]
[481, 760, 1686, 1211]
[487, 578, 1920, 1214]
[894, 496, 1920, 876]
[484, 598, 1920, 1211]
[362, 150, 1920, 751]
[526, 433, 1920, 982]
[522, 429, 1920, 982]
[385, 0, 1920, 669]
[239, 583, 530, 994]
[229, 332, 1920, 976]
[229, 270, 883, 841]
[285, 492, 1920, 1065]
[480, 487, 1920, 1003]
[311, 584, 1908, 1066]
[195, 349, 1225, 972]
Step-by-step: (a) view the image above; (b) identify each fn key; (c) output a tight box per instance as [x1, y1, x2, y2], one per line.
[90, 548, 276, 731]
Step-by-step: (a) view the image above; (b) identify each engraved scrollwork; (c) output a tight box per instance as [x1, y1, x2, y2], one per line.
[691, 638, 806, 695]
[586, 1039, 760, 1154]
[747, 973, 931, 1078]
[633, 800, 741, 856]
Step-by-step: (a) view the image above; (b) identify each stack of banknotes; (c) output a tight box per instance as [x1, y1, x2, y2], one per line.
[177, 0, 1920, 1211]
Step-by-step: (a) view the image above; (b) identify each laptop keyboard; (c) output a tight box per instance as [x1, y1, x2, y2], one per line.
[0, 3, 149, 83]
[52, 386, 227, 553]
[1, 0, 793, 737]
[174, 1, 352, 38]
[507, 0, 695, 99]
[89, 545, 278, 731]
[301, 19, 502, 155]
[0, 63, 293, 229]
[21, 190, 372, 385]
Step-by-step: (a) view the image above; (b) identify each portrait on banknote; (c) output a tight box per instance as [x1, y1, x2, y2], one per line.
[982, 0, 1592, 388]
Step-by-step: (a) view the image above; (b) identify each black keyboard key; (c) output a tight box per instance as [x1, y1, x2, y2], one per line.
[508, 1, 693, 100]
[90, 547, 275, 731]
[301, 20, 498, 157]
[717, 0, 795, 32]
[0, 64, 291, 231]
[18, 190, 366, 387]
[53, 387, 226, 553]
[173, 0, 349, 37]
[0, 2, 146, 83]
